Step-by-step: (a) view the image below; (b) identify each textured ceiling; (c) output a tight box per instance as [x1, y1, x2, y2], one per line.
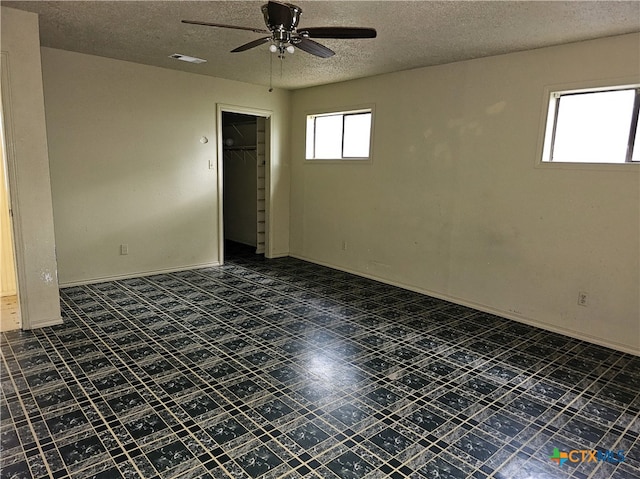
[2, 1, 639, 90]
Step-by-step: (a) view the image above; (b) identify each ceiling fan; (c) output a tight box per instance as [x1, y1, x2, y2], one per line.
[182, 0, 377, 58]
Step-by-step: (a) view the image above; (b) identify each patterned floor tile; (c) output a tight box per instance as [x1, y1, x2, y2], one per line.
[0, 241, 638, 478]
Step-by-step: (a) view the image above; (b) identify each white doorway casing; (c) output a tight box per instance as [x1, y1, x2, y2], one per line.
[216, 104, 272, 263]
[1, 52, 25, 330]
[0, 83, 21, 331]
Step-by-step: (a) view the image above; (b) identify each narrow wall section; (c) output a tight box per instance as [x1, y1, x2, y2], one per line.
[0, 7, 61, 329]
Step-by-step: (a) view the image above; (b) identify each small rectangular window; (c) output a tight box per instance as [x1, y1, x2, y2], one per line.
[542, 86, 640, 164]
[306, 108, 373, 160]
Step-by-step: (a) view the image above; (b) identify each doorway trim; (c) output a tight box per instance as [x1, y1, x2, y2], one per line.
[1, 52, 27, 329]
[216, 104, 272, 264]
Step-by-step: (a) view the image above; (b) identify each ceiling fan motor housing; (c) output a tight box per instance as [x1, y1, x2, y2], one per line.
[262, 2, 302, 32]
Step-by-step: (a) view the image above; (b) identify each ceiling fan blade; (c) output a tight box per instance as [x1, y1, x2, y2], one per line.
[231, 37, 272, 53]
[296, 38, 335, 58]
[301, 27, 377, 39]
[181, 20, 268, 34]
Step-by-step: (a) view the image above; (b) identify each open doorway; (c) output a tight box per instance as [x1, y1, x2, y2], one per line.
[0, 100, 21, 332]
[218, 105, 271, 263]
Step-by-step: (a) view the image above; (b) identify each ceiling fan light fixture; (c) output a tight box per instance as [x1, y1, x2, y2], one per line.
[269, 44, 278, 53]
[286, 45, 295, 54]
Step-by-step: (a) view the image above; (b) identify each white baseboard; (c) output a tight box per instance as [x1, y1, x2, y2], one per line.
[290, 253, 639, 356]
[59, 262, 222, 288]
[266, 251, 289, 259]
[24, 317, 63, 330]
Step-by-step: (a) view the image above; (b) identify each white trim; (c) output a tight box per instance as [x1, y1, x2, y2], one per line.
[0, 51, 28, 329]
[304, 103, 375, 163]
[303, 102, 375, 118]
[216, 104, 273, 264]
[535, 76, 640, 170]
[22, 317, 64, 330]
[290, 253, 640, 356]
[265, 252, 289, 259]
[22, 317, 62, 330]
[59, 262, 221, 287]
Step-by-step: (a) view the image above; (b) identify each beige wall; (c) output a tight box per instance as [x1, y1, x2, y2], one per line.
[0, 7, 61, 328]
[290, 33, 640, 354]
[41, 48, 290, 285]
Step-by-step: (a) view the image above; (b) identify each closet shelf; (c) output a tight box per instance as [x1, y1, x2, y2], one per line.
[224, 146, 256, 151]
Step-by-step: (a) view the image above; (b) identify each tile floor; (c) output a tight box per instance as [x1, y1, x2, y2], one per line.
[1, 243, 639, 479]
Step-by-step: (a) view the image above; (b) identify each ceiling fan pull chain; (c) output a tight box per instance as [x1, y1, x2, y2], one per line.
[268, 51, 273, 92]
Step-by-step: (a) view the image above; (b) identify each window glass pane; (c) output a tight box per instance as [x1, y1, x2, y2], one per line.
[343, 113, 372, 157]
[306, 116, 315, 159]
[553, 89, 634, 163]
[314, 115, 343, 159]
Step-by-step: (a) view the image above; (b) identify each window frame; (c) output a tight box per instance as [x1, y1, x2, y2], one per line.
[305, 105, 374, 163]
[537, 81, 640, 169]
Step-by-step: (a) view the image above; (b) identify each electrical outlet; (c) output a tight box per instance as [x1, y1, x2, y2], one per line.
[120, 244, 129, 255]
[577, 291, 588, 307]
[341, 241, 348, 251]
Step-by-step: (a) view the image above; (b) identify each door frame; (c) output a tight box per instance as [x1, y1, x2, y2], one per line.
[216, 104, 272, 264]
[1, 52, 27, 329]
